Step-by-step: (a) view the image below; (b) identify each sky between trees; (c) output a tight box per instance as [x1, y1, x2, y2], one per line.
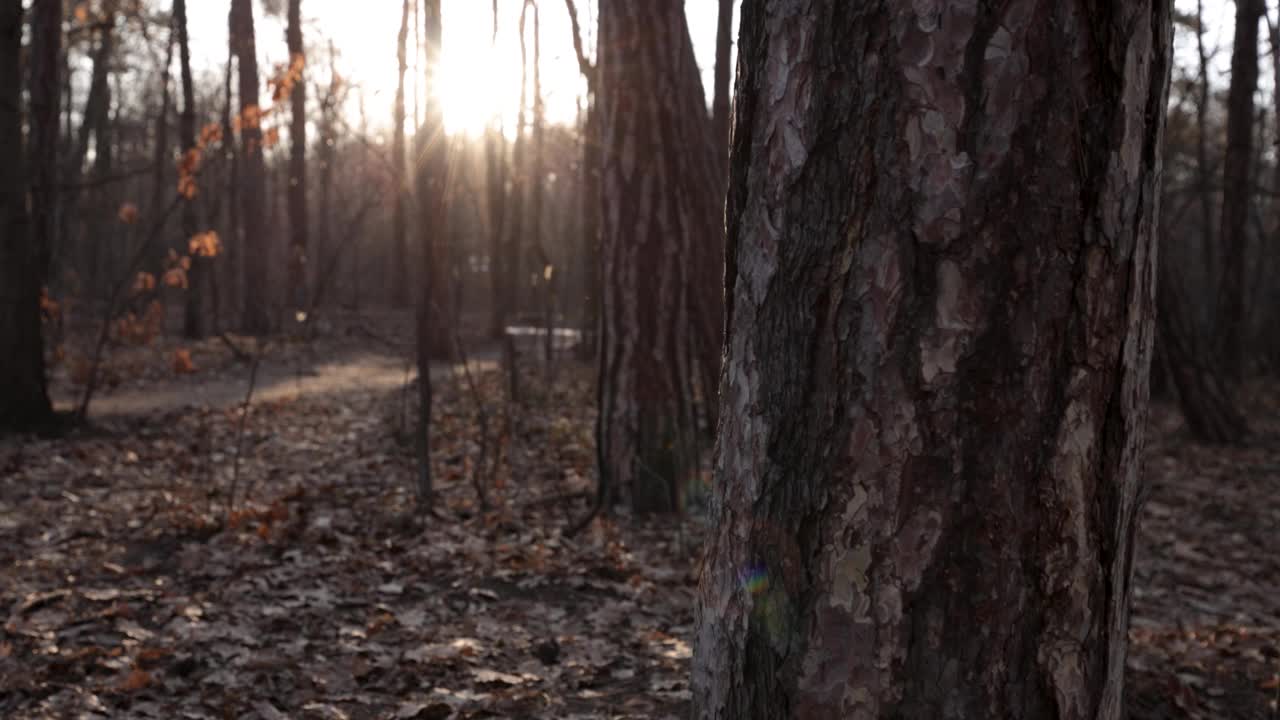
[184, 0, 740, 135]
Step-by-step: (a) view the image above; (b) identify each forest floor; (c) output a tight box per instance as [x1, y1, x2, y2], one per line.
[1, 310, 1278, 719]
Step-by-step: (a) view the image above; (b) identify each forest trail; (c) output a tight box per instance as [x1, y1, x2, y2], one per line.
[53, 347, 500, 420]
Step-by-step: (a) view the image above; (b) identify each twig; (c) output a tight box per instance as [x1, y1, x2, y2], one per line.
[76, 193, 185, 422]
[226, 343, 265, 526]
[445, 318, 493, 512]
[219, 332, 252, 363]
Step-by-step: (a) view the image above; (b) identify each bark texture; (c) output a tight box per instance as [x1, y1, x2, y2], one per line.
[0, 0, 53, 431]
[597, 0, 723, 512]
[232, 0, 270, 334]
[693, 2, 1171, 718]
[1216, 0, 1261, 379]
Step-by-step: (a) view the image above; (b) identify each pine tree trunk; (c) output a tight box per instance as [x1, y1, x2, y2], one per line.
[694, 2, 1171, 718]
[232, 0, 269, 335]
[597, 0, 723, 513]
[1217, 0, 1262, 379]
[0, 0, 53, 432]
[286, 0, 308, 316]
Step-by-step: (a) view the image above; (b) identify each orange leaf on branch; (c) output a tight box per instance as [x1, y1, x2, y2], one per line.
[118, 202, 139, 224]
[189, 231, 221, 258]
[172, 348, 197, 375]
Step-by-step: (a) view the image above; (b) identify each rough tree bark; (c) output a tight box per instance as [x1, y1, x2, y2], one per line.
[414, 0, 449, 510]
[0, 0, 54, 432]
[393, 0, 411, 308]
[232, 0, 270, 334]
[693, 2, 1171, 718]
[1217, 0, 1262, 379]
[286, 0, 308, 315]
[484, 0, 509, 338]
[597, 0, 723, 513]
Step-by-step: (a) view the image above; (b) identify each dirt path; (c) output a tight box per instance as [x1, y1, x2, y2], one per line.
[52, 346, 501, 420]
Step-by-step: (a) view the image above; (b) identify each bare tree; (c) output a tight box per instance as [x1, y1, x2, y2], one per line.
[711, 0, 733, 180]
[694, 1, 1171, 717]
[413, 0, 449, 510]
[563, 0, 600, 359]
[1, 0, 54, 431]
[393, 0, 411, 308]
[1217, 0, 1262, 378]
[232, 0, 270, 334]
[175, 0, 207, 338]
[286, 0, 309, 315]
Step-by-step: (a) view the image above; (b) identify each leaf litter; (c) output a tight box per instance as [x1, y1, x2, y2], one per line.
[1, 319, 1277, 719]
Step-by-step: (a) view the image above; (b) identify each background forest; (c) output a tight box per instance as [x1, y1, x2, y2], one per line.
[1, 0, 1277, 718]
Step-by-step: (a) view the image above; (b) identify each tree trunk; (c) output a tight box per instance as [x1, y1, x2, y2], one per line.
[711, 0, 733, 181]
[232, 0, 270, 334]
[286, 0, 308, 315]
[0, 0, 53, 432]
[484, 123, 509, 336]
[597, 0, 722, 512]
[528, 3, 553, 370]
[1217, 0, 1261, 378]
[414, 0, 449, 510]
[393, 0, 411, 308]
[1158, 263, 1249, 445]
[175, 0, 206, 339]
[1194, 0, 1215, 295]
[693, 2, 1171, 718]
[562, 0, 600, 359]
[221, 29, 239, 328]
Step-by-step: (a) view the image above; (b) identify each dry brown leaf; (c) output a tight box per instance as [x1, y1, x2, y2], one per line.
[119, 668, 152, 692]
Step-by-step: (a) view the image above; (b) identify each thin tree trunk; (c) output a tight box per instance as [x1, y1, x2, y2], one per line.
[502, 1, 531, 330]
[414, 0, 449, 511]
[316, 40, 338, 307]
[528, 2, 553, 371]
[1267, 9, 1280, 368]
[150, 26, 174, 256]
[597, 0, 722, 512]
[393, 0, 411, 307]
[220, 39, 238, 331]
[175, 0, 205, 338]
[484, 3, 508, 338]
[563, 0, 600, 359]
[286, 0, 308, 315]
[1194, 0, 1215, 294]
[232, 0, 270, 334]
[484, 121, 509, 336]
[694, 1, 1171, 717]
[1, 0, 54, 431]
[1217, 0, 1262, 378]
[711, 0, 733, 181]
